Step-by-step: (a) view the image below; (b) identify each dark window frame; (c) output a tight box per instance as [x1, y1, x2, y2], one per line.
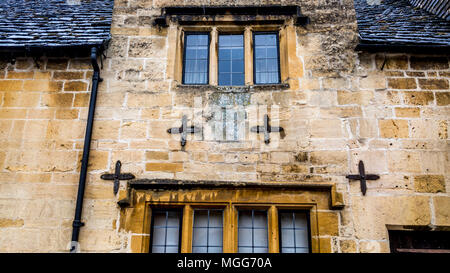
[182, 31, 211, 85]
[217, 32, 246, 86]
[192, 208, 224, 253]
[237, 208, 269, 253]
[278, 210, 312, 253]
[389, 230, 450, 253]
[149, 208, 184, 253]
[252, 31, 281, 85]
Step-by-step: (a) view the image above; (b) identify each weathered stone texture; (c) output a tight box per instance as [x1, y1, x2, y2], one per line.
[0, 0, 448, 253]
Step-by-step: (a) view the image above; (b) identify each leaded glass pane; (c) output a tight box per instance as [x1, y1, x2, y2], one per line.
[218, 34, 245, 86]
[192, 209, 223, 253]
[254, 33, 280, 84]
[183, 33, 209, 84]
[151, 210, 181, 253]
[238, 210, 268, 253]
[279, 211, 309, 253]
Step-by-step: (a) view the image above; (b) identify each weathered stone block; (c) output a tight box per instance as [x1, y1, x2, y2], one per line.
[270, 152, 290, 164]
[0, 218, 24, 228]
[64, 81, 88, 91]
[410, 57, 449, 70]
[340, 239, 357, 253]
[317, 212, 339, 236]
[337, 91, 373, 105]
[414, 175, 445, 193]
[387, 151, 421, 173]
[145, 163, 183, 173]
[433, 197, 450, 226]
[53, 72, 84, 80]
[41, 93, 74, 107]
[418, 79, 449, 90]
[395, 107, 420, 118]
[24, 80, 62, 92]
[436, 92, 450, 106]
[352, 196, 431, 240]
[379, 119, 409, 138]
[384, 55, 408, 70]
[310, 119, 343, 138]
[387, 78, 416, 89]
[360, 72, 386, 89]
[146, 151, 169, 160]
[310, 151, 347, 166]
[121, 121, 147, 139]
[128, 37, 167, 58]
[6, 71, 34, 79]
[0, 80, 23, 91]
[403, 91, 434, 105]
[46, 59, 69, 70]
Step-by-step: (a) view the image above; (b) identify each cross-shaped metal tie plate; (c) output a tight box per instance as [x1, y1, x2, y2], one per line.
[100, 161, 135, 195]
[346, 160, 380, 196]
[167, 115, 202, 147]
[250, 114, 284, 144]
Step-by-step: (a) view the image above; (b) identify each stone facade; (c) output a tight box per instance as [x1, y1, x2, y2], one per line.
[0, 0, 448, 252]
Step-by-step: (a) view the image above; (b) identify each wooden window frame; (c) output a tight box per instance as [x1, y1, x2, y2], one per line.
[146, 202, 312, 253]
[122, 182, 344, 253]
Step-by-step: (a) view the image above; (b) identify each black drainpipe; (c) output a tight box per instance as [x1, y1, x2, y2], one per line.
[70, 47, 102, 252]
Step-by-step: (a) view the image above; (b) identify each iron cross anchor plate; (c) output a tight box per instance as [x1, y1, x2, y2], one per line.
[167, 115, 202, 146]
[100, 161, 135, 195]
[250, 114, 284, 144]
[346, 160, 380, 195]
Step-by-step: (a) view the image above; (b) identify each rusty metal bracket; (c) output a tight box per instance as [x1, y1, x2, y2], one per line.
[100, 161, 135, 195]
[346, 160, 380, 195]
[167, 115, 202, 147]
[250, 114, 284, 144]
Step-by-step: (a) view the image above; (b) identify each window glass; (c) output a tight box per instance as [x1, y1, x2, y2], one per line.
[192, 209, 223, 253]
[254, 33, 280, 84]
[218, 34, 245, 86]
[279, 211, 309, 253]
[238, 210, 268, 253]
[183, 33, 209, 84]
[151, 210, 182, 253]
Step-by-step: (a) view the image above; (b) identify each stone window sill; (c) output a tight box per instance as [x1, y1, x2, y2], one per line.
[175, 83, 290, 92]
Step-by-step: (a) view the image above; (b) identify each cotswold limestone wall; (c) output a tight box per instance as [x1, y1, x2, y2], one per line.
[0, 0, 448, 252]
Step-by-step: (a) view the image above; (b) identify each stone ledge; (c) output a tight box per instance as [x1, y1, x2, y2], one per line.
[175, 83, 290, 92]
[118, 178, 345, 210]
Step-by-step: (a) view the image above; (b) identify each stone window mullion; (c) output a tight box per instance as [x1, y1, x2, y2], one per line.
[209, 27, 218, 85]
[244, 26, 254, 85]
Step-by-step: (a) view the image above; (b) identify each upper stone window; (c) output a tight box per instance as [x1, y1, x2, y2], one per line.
[161, 5, 308, 89]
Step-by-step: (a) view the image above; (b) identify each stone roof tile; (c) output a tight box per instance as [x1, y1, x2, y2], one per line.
[0, 0, 113, 49]
[354, 0, 450, 47]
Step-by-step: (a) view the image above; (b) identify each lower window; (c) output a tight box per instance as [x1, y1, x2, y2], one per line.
[149, 205, 311, 253]
[388, 230, 450, 253]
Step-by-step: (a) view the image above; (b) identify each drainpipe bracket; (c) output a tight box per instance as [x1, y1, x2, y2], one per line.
[72, 220, 85, 228]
